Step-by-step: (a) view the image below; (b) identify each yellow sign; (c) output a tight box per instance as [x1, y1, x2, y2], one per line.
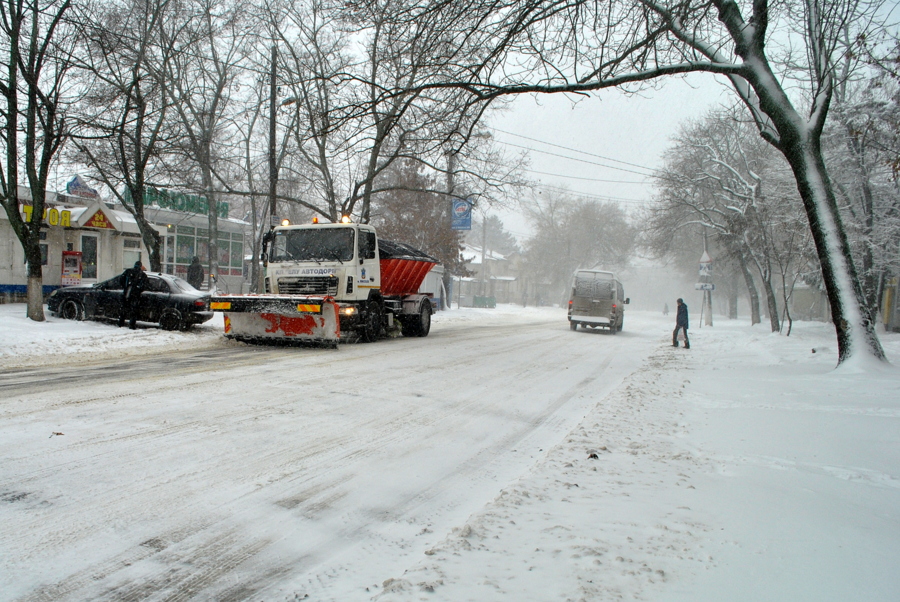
[297, 304, 321, 313]
[210, 301, 232, 310]
[20, 205, 71, 227]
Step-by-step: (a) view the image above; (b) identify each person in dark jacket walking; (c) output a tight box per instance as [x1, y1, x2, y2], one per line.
[118, 261, 149, 329]
[187, 256, 204, 289]
[673, 298, 690, 349]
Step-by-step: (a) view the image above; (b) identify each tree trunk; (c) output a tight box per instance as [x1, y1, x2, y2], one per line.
[761, 273, 780, 333]
[128, 186, 162, 271]
[250, 195, 260, 293]
[781, 139, 885, 362]
[203, 163, 218, 289]
[25, 241, 45, 321]
[728, 269, 739, 319]
[738, 251, 761, 325]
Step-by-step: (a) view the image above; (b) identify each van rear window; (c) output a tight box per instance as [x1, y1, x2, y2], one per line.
[575, 276, 614, 299]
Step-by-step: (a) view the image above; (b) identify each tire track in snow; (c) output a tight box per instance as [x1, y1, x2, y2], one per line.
[4, 311, 652, 601]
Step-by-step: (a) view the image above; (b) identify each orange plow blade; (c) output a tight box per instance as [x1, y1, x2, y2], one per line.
[213, 295, 340, 347]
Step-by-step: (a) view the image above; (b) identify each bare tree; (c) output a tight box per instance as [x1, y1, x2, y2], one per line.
[71, 0, 186, 271]
[401, 0, 891, 364]
[164, 0, 252, 285]
[523, 191, 637, 305]
[649, 113, 811, 332]
[827, 59, 900, 316]
[369, 157, 468, 275]
[267, 0, 507, 224]
[0, 0, 77, 320]
[267, 0, 353, 221]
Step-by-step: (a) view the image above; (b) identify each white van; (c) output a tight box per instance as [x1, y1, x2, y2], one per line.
[567, 269, 629, 333]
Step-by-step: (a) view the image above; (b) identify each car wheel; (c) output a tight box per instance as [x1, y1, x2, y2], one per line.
[569, 320, 577, 331]
[159, 309, 182, 331]
[617, 317, 624, 332]
[60, 299, 83, 320]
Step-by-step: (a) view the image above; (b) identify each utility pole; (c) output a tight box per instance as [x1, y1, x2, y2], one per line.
[268, 45, 278, 227]
[481, 214, 487, 296]
[443, 148, 456, 308]
[701, 228, 713, 326]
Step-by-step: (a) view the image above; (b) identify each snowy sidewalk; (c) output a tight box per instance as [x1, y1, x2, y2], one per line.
[375, 321, 900, 601]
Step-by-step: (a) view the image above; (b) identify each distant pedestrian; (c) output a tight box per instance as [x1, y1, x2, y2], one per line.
[118, 261, 148, 329]
[187, 256, 204, 289]
[672, 298, 690, 349]
[663, 302, 669, 316]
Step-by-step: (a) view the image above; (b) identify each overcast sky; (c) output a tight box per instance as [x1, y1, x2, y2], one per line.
[485, 74, 733, 241]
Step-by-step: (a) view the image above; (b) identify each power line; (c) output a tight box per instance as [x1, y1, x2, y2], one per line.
[528, 182, 651, 205]
[493, 139, 657, 178]
[492, 127, 664, 176]
[522, 167, 647, 184]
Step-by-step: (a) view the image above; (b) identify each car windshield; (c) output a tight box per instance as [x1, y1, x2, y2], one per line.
[271, 228, 355, 263]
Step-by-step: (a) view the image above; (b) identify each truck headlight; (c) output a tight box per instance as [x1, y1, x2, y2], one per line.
[339, 306, 357, 316]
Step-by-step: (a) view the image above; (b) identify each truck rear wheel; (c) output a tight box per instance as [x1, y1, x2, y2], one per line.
[402, 302, 431, 337]
[415, 302, 432, 337]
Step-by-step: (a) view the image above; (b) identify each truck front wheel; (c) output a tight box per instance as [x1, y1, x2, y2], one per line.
[360, 300, 382, 342]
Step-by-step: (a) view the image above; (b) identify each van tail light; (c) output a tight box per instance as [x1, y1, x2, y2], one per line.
[568, 300, 573, 306]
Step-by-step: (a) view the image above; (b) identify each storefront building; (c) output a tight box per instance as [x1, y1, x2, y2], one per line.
[1, 185, 248, 303]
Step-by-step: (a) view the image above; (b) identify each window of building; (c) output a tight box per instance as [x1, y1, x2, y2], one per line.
[81, 235, 98, 279]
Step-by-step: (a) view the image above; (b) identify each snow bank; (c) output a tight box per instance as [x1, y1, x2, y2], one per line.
[0, 304, 227, 368]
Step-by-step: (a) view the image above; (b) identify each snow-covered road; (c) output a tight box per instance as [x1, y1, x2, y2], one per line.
[2, 304, 899, 601]
[2, 306, 650, 600]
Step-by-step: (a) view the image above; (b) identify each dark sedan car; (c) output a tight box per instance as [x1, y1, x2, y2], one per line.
[47, 272, 213, 331]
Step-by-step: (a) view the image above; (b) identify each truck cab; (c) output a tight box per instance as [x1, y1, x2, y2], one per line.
[267, 222, 378, 300]
[265, 222, 381, 335]
[567, 269, 629, 333]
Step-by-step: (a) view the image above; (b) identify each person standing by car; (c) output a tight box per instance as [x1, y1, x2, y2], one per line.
[187, 256, 204, 289]
[672, 298, 690, 349]
[118, 261, 148, 329]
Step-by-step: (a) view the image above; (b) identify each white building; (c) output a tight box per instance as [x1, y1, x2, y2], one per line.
[1, 186, 248, 302]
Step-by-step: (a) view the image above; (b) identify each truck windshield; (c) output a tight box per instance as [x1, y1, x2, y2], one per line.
[272, 228, 355, 263]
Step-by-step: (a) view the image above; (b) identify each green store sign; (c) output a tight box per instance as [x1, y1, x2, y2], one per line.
[125, 186, 229, 219]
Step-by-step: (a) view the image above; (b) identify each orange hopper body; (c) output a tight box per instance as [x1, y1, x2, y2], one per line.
[379, 258, 436, 296]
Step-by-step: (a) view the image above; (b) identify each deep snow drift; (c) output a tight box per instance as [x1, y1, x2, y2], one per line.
[1, 303, 898, 601]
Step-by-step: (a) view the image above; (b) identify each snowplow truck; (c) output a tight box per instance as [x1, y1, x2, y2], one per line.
[209, 220, 437, 345]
